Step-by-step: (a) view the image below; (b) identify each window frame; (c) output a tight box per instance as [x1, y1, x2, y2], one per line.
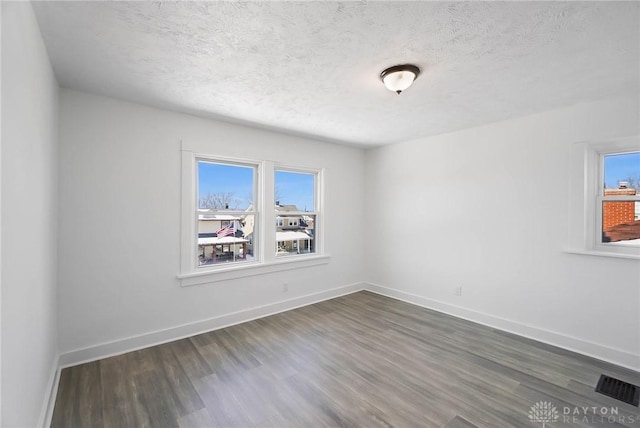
[568, 137, 640, 259]
[195, 158, 259, 269]
[274, 166, 322, 258]
[182, 155, 261, 275]
[595, 150, 640, 253]
[179, 149, 329, 286]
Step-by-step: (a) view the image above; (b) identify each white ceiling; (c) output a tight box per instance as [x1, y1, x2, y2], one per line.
[32, 1, 639, 147]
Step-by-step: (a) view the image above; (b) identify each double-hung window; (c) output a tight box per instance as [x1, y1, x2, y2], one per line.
[569, 137, 640, 259]
[275, 169, 318, 257]
[180, 149, 327, 285]
[597, 151, 640, 249]
[196, 160, 257, 266]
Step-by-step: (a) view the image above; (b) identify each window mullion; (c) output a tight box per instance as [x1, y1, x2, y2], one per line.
[262, 161, 276, 263]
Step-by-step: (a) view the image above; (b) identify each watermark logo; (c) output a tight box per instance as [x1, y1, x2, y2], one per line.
[529, 401, 559, 427]
[528, 400, 637, 425]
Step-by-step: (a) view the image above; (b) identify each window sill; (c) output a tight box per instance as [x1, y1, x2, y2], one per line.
[564, 249, 640, 260]
[178, 254, 331, 286]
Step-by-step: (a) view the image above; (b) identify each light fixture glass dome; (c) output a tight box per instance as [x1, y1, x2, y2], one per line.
[380, 64, 420, 94]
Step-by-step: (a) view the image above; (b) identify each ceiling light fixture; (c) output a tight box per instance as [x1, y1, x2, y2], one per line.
[380, 64, 420, 94]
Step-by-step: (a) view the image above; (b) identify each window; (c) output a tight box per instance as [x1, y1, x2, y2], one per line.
[196, 160, 256, 267]
[180, 149, 328, 284]
[275, 169, 318, 257]
[599, 152, 640, 246]
[568, 138, 640, 259]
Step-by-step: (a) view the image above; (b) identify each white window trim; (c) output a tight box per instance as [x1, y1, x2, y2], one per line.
[178, 254, 331, 286]
[179, 148, 329, 286]
[567, 136, 640, 259]
[274, 165, 324, 259]
[180, 152, 262, 276]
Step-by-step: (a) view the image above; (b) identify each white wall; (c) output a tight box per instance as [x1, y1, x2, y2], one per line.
[58, 89, 365, 358]
[1, 2, 60, 427]
[365, 96, 640, 369]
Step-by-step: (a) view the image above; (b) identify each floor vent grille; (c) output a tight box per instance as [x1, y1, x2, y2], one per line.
[595, 374, 639, 407]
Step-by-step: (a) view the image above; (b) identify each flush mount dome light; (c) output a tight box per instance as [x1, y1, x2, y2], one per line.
[380, 64, 420, 94]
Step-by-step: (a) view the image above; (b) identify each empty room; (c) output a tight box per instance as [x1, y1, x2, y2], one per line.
[2, 1, 639, 427]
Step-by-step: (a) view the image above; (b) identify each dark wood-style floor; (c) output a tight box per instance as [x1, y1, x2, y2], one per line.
[51, 291, 640, 427]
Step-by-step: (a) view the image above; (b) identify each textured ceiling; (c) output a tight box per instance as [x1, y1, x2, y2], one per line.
[32, 1, 639, 147]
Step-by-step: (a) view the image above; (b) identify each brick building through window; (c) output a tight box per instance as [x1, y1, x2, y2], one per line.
[602, 184, 640, 243]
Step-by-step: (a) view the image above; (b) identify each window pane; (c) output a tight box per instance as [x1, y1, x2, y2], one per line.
[604, 152, 640, 190]
[602, 201, 640, 245]
[602, 151, 640, 246]
[275, 170, 315, 212]
[275, 170, 316, 257]
[197, 161, 255, 266]
[198, 161, 253, 210]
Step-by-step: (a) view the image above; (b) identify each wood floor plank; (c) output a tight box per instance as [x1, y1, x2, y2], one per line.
[150, 344, 205, 417]
[51, 361, 103, 428]
[444, 415, 478, 428]
[220, 369, 283, 425]
[51, 291, 640, 428]
[100, 353, 151, 428]
[176, 407, 216, 428]
[132, 368, 180, 428]
[167, 338, 213, 382]
[190, 374, 255, 427]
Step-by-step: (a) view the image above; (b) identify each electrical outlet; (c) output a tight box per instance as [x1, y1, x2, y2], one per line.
[454, 286, 462, 296]
[282, 283, 289, 292]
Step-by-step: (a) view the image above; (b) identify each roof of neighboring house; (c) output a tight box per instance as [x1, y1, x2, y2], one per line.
[603, 220, 640, 243]
[198, 236, 249, 245]
[198, 213, 242, 221]
[604, 188, 637, 196]
[275, 204, 299, 212]
[276, 231, 313, 241]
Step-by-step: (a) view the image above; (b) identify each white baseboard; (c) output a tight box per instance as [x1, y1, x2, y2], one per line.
[364, 282, 640, 372]
[58, 282, 365, 368]
[39, 355, 60, 428]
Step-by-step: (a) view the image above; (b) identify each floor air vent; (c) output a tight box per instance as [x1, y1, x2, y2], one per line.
[595, 374, 639, 407]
